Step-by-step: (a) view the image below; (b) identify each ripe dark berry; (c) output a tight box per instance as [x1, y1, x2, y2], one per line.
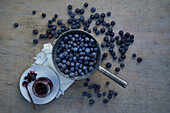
[130, 35, 134, 39]
[106, 23, 110, 27]
[115, 36, 119, 40]
[82, 91, 87, 96]
[121, 55, 126, 59]
[137, 57, 142, 62]
[110, 32, 115, 37]
[125, 32, 130, 37]
[83, 82, 88, 87]
[108, 94, 112, 99]
[101, 13, 105, 18]
[104, 36, 109, 42]
[75, 8, 80, 13]
[89, 99, 94, 105]
[132, 53, 136, 57]
[113, 55, 117, 60]
[87, 93, 92, 98]
[102, 92, 106, 96]
[80, 9, 85, 14]
[97, 93, 101, 98]
[14, 23, 18, 27]
[88, 85, 92, 89]
[39, 34, 44, 38]
[94, 13, 100, 19]
[93, 27, 97, 31]
[95, 30, 100, 35]
[100, 28, 105, 33]
[97, 85, 101, 89]
[101, 43, 106, 48]
[119, 30, 123, 35]
[103, 99, 108, 104]
[114, 92, 118, 96]
[108, 28, 113, 33]
[52, 17, 56, 21]
[33, 30, 38, 35]
[111, 21, 115, 26]
[92, 84, 97, 88]
[68, 5, 72, 10]
[57, 20, 62, 25]
[54, 14, 58, 18]
[110, 37, 115, 42]
[32, 10, 36, 15]
[115, 67, 120, 72]
[91, 7, 96, 12]
[33, 39, 38, 44]
[120, 63, 125, 67]
[84, 3, 88, 7]
[118, 57, 122, 62]
[107, 12, 111, 16]
[41, 13, 46, 18]
[109, 90, 114, 95]
[86, 78, 90, 82]
[103, 53, 108, 57]
[106, 62, 112, 68]
[106, 43, 110, 47]
[106, 81, 109, 86]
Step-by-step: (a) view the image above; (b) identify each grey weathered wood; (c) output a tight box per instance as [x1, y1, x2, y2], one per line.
[0, 0, 170, 113]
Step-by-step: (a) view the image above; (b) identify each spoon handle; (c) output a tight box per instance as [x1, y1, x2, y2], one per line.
[26, 87, 36, 110]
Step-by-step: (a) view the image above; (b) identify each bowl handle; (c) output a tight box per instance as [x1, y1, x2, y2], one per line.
[98, 66, 128, 88]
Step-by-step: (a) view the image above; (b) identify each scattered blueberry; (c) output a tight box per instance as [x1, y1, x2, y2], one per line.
[97, 93, 101, 98]
[33, 39, 38, 44]
[33, 30, 38, 35]
[14, 23, 18, 28]
[109, 90, 114, 95]
[91, 7, 96, 12]
[82, 91, 87, 96]
[106, 62, 112, 68]
[84, 82, 88, 87]
[89, 99, 94, 105]
[137, 57, 142, 62]
[102, 92, 107, 96]
[115, 67, 120, 72]
[120, 63, 125, 67]
[114, 92, 118, 96]
[68, 5, 72, 10]
[84, 3, 88, 7]
[87, 93, 92, 98]
[32, 10, 36, 15]
[103, 99, 108, 104]
[107, 12, 111, 16]
[106, 81, 110, 86]
[41, 13, 46, 18]
[108, 94, 112, 99]
[132, 53, 136, 57]
[86, 78, 90, 82]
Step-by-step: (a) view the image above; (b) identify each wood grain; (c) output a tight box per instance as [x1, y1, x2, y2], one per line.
[0, 0, 170, 113]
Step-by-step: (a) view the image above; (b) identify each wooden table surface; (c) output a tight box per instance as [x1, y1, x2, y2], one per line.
[0, 0, 170, 113]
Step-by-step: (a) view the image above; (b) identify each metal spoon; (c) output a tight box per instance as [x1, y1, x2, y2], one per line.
[22, 81, 36, 110]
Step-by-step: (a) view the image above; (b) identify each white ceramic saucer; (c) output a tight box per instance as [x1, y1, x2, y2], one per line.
[19, 65, 60, 104]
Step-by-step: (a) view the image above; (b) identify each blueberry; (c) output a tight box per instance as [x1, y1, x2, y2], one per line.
[106, 62, 112, 68]
[44, 34, 48, 38]
[102, 92, 106, 96]
[111, 21, 115, 26]
[106, 23, 110, 27]
[86, 78, 90, 82]
[87, 29, 91, 33]
[84, 3, 88, 7]
[87, 19, 92, 24]
[116, 40, 121, 45]
[111, 51, 116, 56]
[90, 14, 95, 19]
[120, 63, 125, 68]
[104, 36, 109, 42]
[106, 81, 110, 86]
[95, 30, 100, 35]
[110, 32, 115, 37]
[14, 23, 18, 28]
[88, 85, 92, 89]
[96, 20, 100, 25]
[109, 48, 113, 52]
[83, 82, 88, 87]
[84, 26, 88, 31]
[97, 85, 101, 89]
[75, 8, 80, 13]
[69, 72, 75, 78]
[33, 30, 38, 35]
[90, 39, 94, 43]
[108, 94, 112, 99]
[52, 17, 56, 21]
[125, 32, 130, 37]
[108, 28, 113, 33]
[105, 31, 110, 36]
[91, 7, 96, 12]
[32, 10, 36, 15]
[87, 94, 92, 98]
[130, 35, 134, 39]
[107, 12, 111, 16]
[68, 10, 72, 14]
[132, 53, 136, 57]
[118, 57, 122, 62]
[102, 21, 106, 26]
[89, 99, 94, 105]
[103, 99, 108, 104]
[79, 16, 84, 21]
[48, 23, 52, 28]
[68, 5, 72, 10]
[57, 20, 62, 25]
[103, 53, 108, 57]
[92, 84, 97, 88]
[101, 13, 105, 18]
[109, 90, 114, 95]
[115, 36, 119, 40]
[80, 9, 85, 14]
[57, 29, 62, 34]
[100, 28, 105, 33]
[94, 13, 99, 19]
[137, 57, 142, 62]
[115, 67, 120, 72]
[93, 27, 97, 31]
[39, 34, 44, 38]
[71, 25, 76, 29]
[41, 13, 46, 18]
[106, 43, 110, 47]
[130, 39, 134, 43]
[110, 37, 115, 42]
[94, 89, 99, 93]
[121, 55, 126, 59]
[97, 93, 102, 98]
[88, 67, 94, 72]
[119, 30, 123, 35]
[82, 91, 87, 96]
[114, 92, 118, 96]
[33, 39, 38, 44]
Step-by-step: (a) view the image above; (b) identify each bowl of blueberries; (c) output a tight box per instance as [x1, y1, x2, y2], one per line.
[52, 30, 128, 88]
